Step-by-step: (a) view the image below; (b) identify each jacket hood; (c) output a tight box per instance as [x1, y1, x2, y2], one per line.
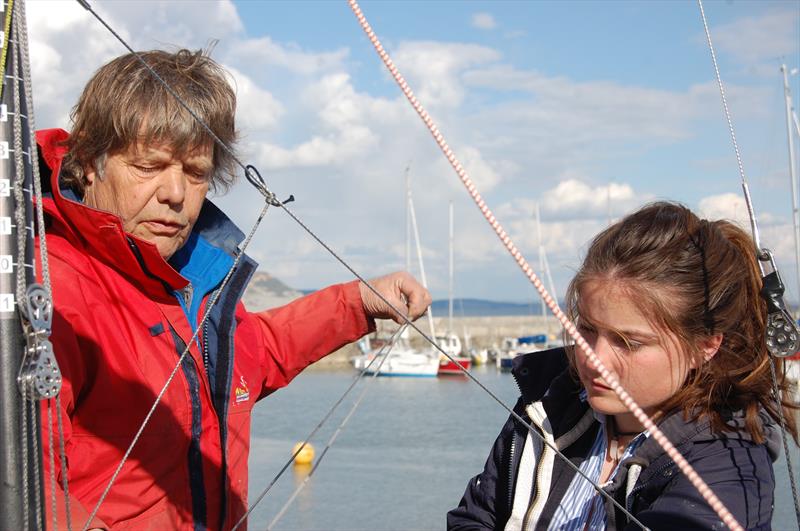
[36, 128, 247, 298]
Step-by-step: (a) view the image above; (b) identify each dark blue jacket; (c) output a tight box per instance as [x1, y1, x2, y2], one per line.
[447, 348, 780, 530]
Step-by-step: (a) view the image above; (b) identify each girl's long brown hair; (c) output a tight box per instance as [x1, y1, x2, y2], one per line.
[566, 201, 797, 443]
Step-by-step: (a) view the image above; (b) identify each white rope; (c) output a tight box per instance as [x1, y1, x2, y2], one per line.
[347, 1, 743, 528]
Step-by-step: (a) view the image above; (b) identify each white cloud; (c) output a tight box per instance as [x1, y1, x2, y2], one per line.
[250, 73, 380, 169]
[538, 179, 644, 218]
[228, 36, 348, 76]
[698, 193, 751, 228]
[225, 67, 284, 131]
[28, 0, 245, 130]
[471, 13, 497, 31]
[26, 1, 797, 302]
[710, 9, 799, 72]
[28, 1, 127, 129]
[89, 1, 243, 46]
[392, 41, 501, 106]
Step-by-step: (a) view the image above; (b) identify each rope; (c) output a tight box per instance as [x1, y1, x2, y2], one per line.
[56, 394, 72, 530]
[16, 0, 66, 526]
[347, 1, 742, 529]
[29, 392, 43, 528]
[20, 384, 29, 531]
[272, 201, 650, 530]
[232, 325, 407, 531]
[17, 0, 50, 296]
[47, 400, 57, 531]
[9, 5, 33, 527]
[74, 2, 730, 529]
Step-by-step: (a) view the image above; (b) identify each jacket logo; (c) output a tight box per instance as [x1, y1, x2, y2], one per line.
[234, 375, 250, 404]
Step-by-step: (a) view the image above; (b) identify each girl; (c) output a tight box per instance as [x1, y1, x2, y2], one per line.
[448, 202, 796, 530]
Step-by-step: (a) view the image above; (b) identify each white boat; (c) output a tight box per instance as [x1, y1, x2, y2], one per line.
[495, 336, 520, 370]
[352, 336, 439, 377]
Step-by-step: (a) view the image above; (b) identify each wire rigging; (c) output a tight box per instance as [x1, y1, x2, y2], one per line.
[697, 0, 800, 525]
[81, 201, 270, 531]
[234, 325, 405, 531]
[265, 336, 395, 531]
[347, 1, 745, 529]
[61, 2, 787, 530]
[68, 6, 620, 529]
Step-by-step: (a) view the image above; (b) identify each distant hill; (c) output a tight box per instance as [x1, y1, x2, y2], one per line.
[431, 298, 561, 317]
[242, 271, 303, 311]
[249, 277, 559, 317]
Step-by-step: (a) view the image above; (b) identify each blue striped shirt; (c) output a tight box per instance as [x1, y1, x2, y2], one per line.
[548, 412, 648, 530]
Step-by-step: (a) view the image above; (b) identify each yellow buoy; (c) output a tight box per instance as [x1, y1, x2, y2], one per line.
[292, 442, 315, 465]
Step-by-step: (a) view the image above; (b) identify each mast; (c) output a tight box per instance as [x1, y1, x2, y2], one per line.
[404, 164, 410, 273]
[782, 64, 800, 313]
[448, 200, 453, 334]
[407, 184, 436, 340]
[535, 203, 545, 318]
[0, 0, 45, 527]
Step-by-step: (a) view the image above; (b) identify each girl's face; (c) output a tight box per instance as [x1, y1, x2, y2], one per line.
[573, 280, 693, 432]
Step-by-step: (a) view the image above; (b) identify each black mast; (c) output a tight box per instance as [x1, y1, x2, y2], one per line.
[0, 0, 46, 528]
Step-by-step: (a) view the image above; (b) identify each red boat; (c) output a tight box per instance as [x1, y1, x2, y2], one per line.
[438, 356, 471, 375]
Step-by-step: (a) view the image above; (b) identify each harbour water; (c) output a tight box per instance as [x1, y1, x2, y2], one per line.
[247, 365, 800, 530]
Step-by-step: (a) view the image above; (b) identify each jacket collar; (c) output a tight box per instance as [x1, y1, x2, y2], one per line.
[36, 128, 247, 299]
[512, 348, 589, 439]
[511, 346, 781, 463]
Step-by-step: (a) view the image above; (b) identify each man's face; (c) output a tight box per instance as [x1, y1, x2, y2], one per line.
[84, 141, 213, 259]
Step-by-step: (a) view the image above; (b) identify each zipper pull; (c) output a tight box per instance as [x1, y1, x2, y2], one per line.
[183, 283, 193, 309]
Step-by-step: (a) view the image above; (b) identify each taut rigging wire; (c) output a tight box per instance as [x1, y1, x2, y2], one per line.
[347, 0, 742, 528]
[264, 338, 395, 531]
[69, 2, 649, 528]
[62, 1, 789, 530]
[233, 325, 405, 531]
[697, 0, 800, 526]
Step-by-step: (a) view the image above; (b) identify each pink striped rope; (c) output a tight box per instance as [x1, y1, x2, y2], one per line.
[346, 1, 742, 529]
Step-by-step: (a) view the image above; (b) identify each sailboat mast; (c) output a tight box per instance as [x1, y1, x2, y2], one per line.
[781, 64, 800, 313]
[448, 201, 453, 333]
[405, 165, 411, 273]
[0, 1, 44, 526]
[535, 203, 545, 319]
[407, 182, 436, 339]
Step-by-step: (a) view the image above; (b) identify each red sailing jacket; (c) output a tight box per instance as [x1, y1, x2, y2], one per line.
[36, 129, 372, 530]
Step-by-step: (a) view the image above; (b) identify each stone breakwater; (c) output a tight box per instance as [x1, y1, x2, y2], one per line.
[309, 315, 562, 368]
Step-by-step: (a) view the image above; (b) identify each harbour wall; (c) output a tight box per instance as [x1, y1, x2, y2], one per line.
[310, 315, 562, 368]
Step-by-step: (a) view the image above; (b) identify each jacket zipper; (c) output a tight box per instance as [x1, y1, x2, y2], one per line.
[522, 433, 551, 530]
[201, 288, 220, 375]
[626, 460, 673, 511]
[507, 430, 517, 515]
[203, 310, 211, 374]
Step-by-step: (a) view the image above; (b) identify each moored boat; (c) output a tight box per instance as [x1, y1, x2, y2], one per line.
[435, 331, 471, 375]
[352, 336, 440, 377]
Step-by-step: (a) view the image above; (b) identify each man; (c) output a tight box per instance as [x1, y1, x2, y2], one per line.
[38, 49, 430, 530]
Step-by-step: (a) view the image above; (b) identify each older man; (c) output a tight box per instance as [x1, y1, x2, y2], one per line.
[38, 49, 429, 529]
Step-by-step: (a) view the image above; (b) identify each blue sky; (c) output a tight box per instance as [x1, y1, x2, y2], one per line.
[27, 0, 800, 303]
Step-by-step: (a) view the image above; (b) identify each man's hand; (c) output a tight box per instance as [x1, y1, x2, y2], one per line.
[359, 271, 431, 324]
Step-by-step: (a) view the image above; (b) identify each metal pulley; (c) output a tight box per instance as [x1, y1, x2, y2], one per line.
[759, 249, 800, 358]
[17, 283, 61, 399]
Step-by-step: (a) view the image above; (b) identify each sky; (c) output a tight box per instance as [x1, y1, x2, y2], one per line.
[26, 0, 800, 304]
